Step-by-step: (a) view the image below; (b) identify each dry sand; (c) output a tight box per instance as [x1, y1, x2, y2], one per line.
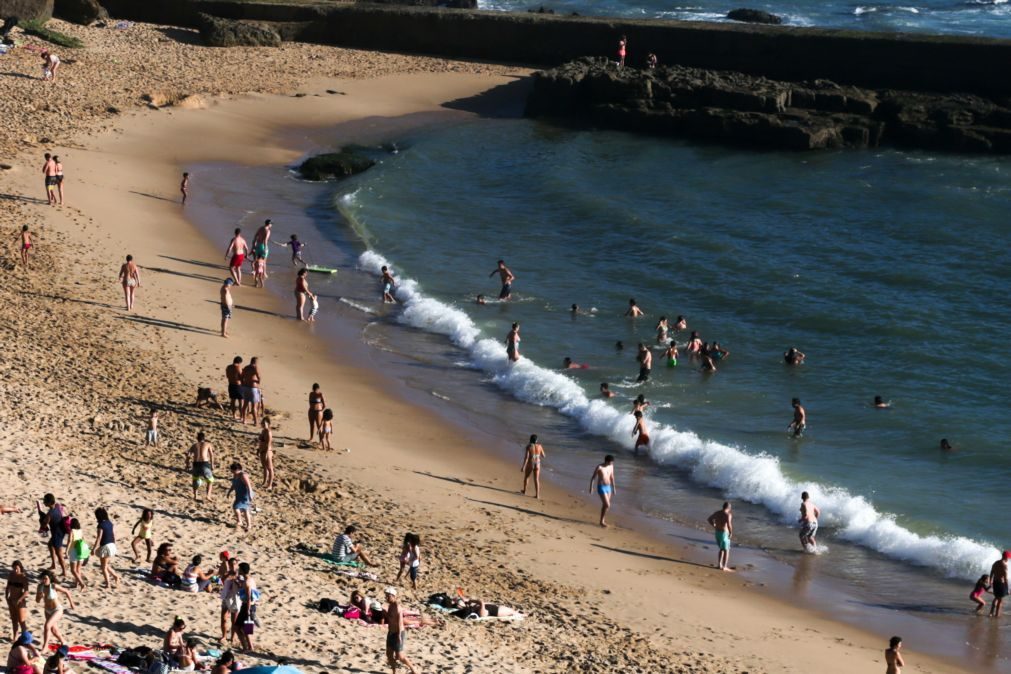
[0, 18, 974, 674]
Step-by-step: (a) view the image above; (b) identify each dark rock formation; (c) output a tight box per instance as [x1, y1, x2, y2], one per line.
[0, 0, 52, 21]
[298, 150, 375, 181]
[366, 0, 477, 8]
[55, 0, 104, 24]
[727, 8, 782, 24]
[197, 12, 280, 47]
[526, 57, 1011, 152]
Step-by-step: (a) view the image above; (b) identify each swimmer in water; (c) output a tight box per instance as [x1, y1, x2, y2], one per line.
[489, 260, 515, 301]
[632, 410, 649, 454]
[664, 340, 678, 368]
[562, 357, 586, 369]
[655, 316, 669, 344]
[632, 394, 650, 415]
[636, 343, 652, 382]
[625, 298, 644, 318]
[600, 382, 615, 398]
[381, 265, 396, 303]
[874, 396, 891, 409]
[476, 294, 486, 305]
[884, 636, 904, 674]
[506, 323, 521, 362]
[940, 438, 954, 451]
[686, 331, 703, 355]
[784, 347, 806, 365]
[789, 398, 806, 437]
[615, 341, 624, 352]
[673, 315, 687, 332]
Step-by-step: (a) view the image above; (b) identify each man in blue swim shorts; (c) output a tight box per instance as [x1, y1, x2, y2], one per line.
[707, 501, 734, 571]
[589, 455, 616, 528]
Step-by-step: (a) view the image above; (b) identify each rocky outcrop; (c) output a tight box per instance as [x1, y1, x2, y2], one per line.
[197, 12, 280, 47]
[55, 0, 105, 24]
[526, 57, 1011, 152]
[0, 0, 53, 21]
[298, 150, 375, 181]
[366, 0, 477, 8]
[727, 8, 782, 24]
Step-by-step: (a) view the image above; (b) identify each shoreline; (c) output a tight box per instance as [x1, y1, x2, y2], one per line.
[0, 21, 987, 674]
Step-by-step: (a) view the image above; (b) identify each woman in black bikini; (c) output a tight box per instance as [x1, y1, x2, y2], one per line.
[307, 383, 326, 444]
[4, 560, 30, 641]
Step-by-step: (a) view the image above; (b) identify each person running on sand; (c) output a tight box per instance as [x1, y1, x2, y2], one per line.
[636, 343, 652, 382]
[144, 409, 158, 447]
[799, 491, 820, 552]
[6, 631, 40, 674]
[381, 265, 396, 303]
[15, 225, 34, 269]
[92, 508, 120, 589]
[5, 561, 30, 642]
[521, 434, 546, 499]
[40, 51, 59, 81]
[53, 156, 64, 206]
[36, 571, 73, 651]
[180, 172, 189, 204]
[332, 525, 377, 566]
[187, 431, 215, 501]
[506, 323, 521, 362]
[220, 278, 234, 337]
[67, 519, 89, 590]
[625, 298, 644, 318]
[971, 574, 991, 613]
[233, 563, 258, 651]
[600, 382, 615, 398]
[227, 463, 255, 532]
[117, 255, 140, 311]
[130, 509, 154, 564]
[281, 234, 306, 266]
[384, 588, 418, 674]
[240, 358, 261, 426]
[224, 228, 248, 286]
[489, 259, 515, 300]
[307, 383, 326, 443]
[707, 502, 734, 571]
[38, 494, 68, 577]
[294, 267, 314, 321]
[257, 417, 274, 490]
[789, 398, 806, 437]
[225, 356, 243, 420]
[989, 551, 1010, 617]
[632, 410, 650, 454]
[589, 455, 616, 527]
[320, 409, 334, 451]
[885, 636, 904, 674]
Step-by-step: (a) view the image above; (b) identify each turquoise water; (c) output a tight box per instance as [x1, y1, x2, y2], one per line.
[336, 118, 1011, 581]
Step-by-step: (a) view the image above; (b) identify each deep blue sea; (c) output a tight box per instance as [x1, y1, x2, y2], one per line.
[478, 0, 1011, 37]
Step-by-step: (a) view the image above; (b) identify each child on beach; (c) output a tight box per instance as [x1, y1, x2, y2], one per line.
[41, 51, 59, 81]
[632, 410, 650, 454]
[254, 254, 267, 288]
[664, 340, 678, 368]
[971, 574, 991, 613]
[131, 509, 154, 563]
[145, 410, 159, 446]
[67, 518, 89, 589]
[15, 225, 34, 269]
[600, 382, 615, 398]
[282, 234, 306, 266]
[180, 172, 189, 204]
[395, 533, 421, 588]
[307, 294, 319, 322]
[320, 409, 333, 450]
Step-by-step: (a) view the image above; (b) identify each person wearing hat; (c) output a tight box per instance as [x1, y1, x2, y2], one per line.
[384, 587, 417, 674]
[220, 277, 235, 338]
[42, 644, 69, 674]
[6, 631, 39, 674]
[989, 551, 1011, 617]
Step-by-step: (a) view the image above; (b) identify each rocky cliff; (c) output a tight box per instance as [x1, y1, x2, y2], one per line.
[526, 57, 1011, 152]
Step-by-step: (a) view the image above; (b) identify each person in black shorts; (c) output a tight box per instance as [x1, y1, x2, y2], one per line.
[225, 356, 243, 420]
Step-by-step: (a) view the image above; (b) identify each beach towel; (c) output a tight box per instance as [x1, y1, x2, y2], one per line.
[88, 659, 134, 674]
[233, 666, 305, 674]
[464, 612, 526, 622]
[292, 543, 363, 568]
[331, 568, 377, 581]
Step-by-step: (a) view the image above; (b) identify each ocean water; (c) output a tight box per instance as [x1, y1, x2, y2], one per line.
[333, 119, 1011, 584]
[478, 0, 1011, 38]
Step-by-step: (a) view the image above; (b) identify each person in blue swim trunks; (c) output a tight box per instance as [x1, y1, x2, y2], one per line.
[707, 501, 734, 571]
[588, 455, 616, 528]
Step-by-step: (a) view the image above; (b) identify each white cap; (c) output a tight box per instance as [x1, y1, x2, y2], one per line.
[384, 587, 397, 597]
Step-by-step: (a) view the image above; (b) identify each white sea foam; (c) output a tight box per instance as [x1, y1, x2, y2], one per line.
[358, 249, 1000, 579]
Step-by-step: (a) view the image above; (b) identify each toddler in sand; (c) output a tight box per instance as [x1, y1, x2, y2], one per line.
[15, 225, 34, 269]
[145, 410, 159, 446]
[320, 409, 333, 450]
[130, 509, 154, 563]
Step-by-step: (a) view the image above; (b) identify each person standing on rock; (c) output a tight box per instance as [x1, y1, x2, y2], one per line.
[224, 228, 248, 286]
[617, 35, 627, 68]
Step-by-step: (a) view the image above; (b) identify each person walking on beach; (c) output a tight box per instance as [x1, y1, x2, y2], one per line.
[226, 462, 254, 532]
[294, 267, 315, 321]
[240, 357, 261, 426]
[233, 562, 258, 651]
[252, 219, 272, 273]
[5, 561, 30, 642]
[885, 636, 904, 674]
[384, 588, 418, 674]
[35, 571, 73, 651]
[38, 494, 68, 577]
[92, 508, 120, 590]
[506, 323, 521, 362]
[632, 410, 650, 454]
[180, 172, 189, 204]
[636, 343, 652, 382]
[220, 278, 234, 338]
[381, 265, 397, 303]
[15, 225, 34, 270]
[117, 255, 141, 311]
[589, 455, 616, 527]
[521, 434, 546, 499]
[989, 551, 1010, 617]
[789, 398, 806, 437]
[42, 153, 57, 205]
[258, 417, 275, 490]
[226, 356, 243, 420]
[308, 383, 326, 444]
[53, 156, 64, 206]
[707, 502, 734, 571]
[799, 491, 820, 552]
[489, 259, 515, 300]
[224, 228, 248, 286]
[187, 431, 215, 501]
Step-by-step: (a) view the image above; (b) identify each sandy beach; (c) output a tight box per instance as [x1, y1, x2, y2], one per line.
[0, 18, 977, 674]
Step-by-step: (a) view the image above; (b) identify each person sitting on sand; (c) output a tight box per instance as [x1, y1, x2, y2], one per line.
[600, 382, 615, 398]
[211, 650, 235, 674]
[163, 617, 186, 663]
[350, 590, 386, 624]
[36, 571, 73, 651]
[42, 645, 69, 674]
[177, 638, 199, 672]
[6, 631, 40, 674]
[152, 542, 181, 586]
[181, 555, 213, 593]
[332, 525, 377, 566]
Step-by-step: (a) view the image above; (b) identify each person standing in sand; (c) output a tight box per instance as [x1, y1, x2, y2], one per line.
[92, 508, 120, 590]
[589, 455, 616, 528]
[5, 561, 30, 642]
[226, 462, 254, 532]
[885, 636, 904, 674]
[489, 259, 515, 300]
[307, 383, 326, 443]
[252, 219, 272, 274]
[180, 172, 189, 204]
[220, 278, 234, 338]
[53, 156, 64, 206]
[521, 434, 546, 499]
[40, 51, 59, 82]
[117, 255, 140, 311]
[789, 398, 806, 437]
[224, 228, 248, 286]
[257, 417, 274, 490]
[617, 35, 627, 68]
[294, 267, 315, 321]
[42, 152, 57, 205]
[240, 358, 261, 426]
[707, 502, 734, 571]
[226, 356, 243, 420]
[233, 563, 258, 651]
[38, 494, 68, 577]
[15, 225, 35, 270]
[506, 323, 521, 362]
[187, 431, 215, 501]
[35, 571, 73, 651]
[384, 588, 418, 674]
[799, 491, 820, 552]
[989, 551, 1010, 617]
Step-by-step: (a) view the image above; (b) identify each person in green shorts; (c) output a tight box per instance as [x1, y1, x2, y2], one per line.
[707, 501, 734, 572]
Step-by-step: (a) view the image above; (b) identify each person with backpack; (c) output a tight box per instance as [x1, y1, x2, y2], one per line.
[37, 494, 69, 577]
[67, 519, 90, 589]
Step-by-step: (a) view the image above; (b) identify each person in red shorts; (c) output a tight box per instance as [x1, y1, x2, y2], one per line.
[224, 228, 249, 286]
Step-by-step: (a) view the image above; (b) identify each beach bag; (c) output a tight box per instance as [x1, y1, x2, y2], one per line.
[73, 537, 91, 561]
[116, 647, 151, 668]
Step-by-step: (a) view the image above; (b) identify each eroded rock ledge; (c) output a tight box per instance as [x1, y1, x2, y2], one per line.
[526, 57, 1011, 152]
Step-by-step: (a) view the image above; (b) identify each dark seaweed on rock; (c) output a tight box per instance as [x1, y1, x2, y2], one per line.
[298, 149, 376, 181]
